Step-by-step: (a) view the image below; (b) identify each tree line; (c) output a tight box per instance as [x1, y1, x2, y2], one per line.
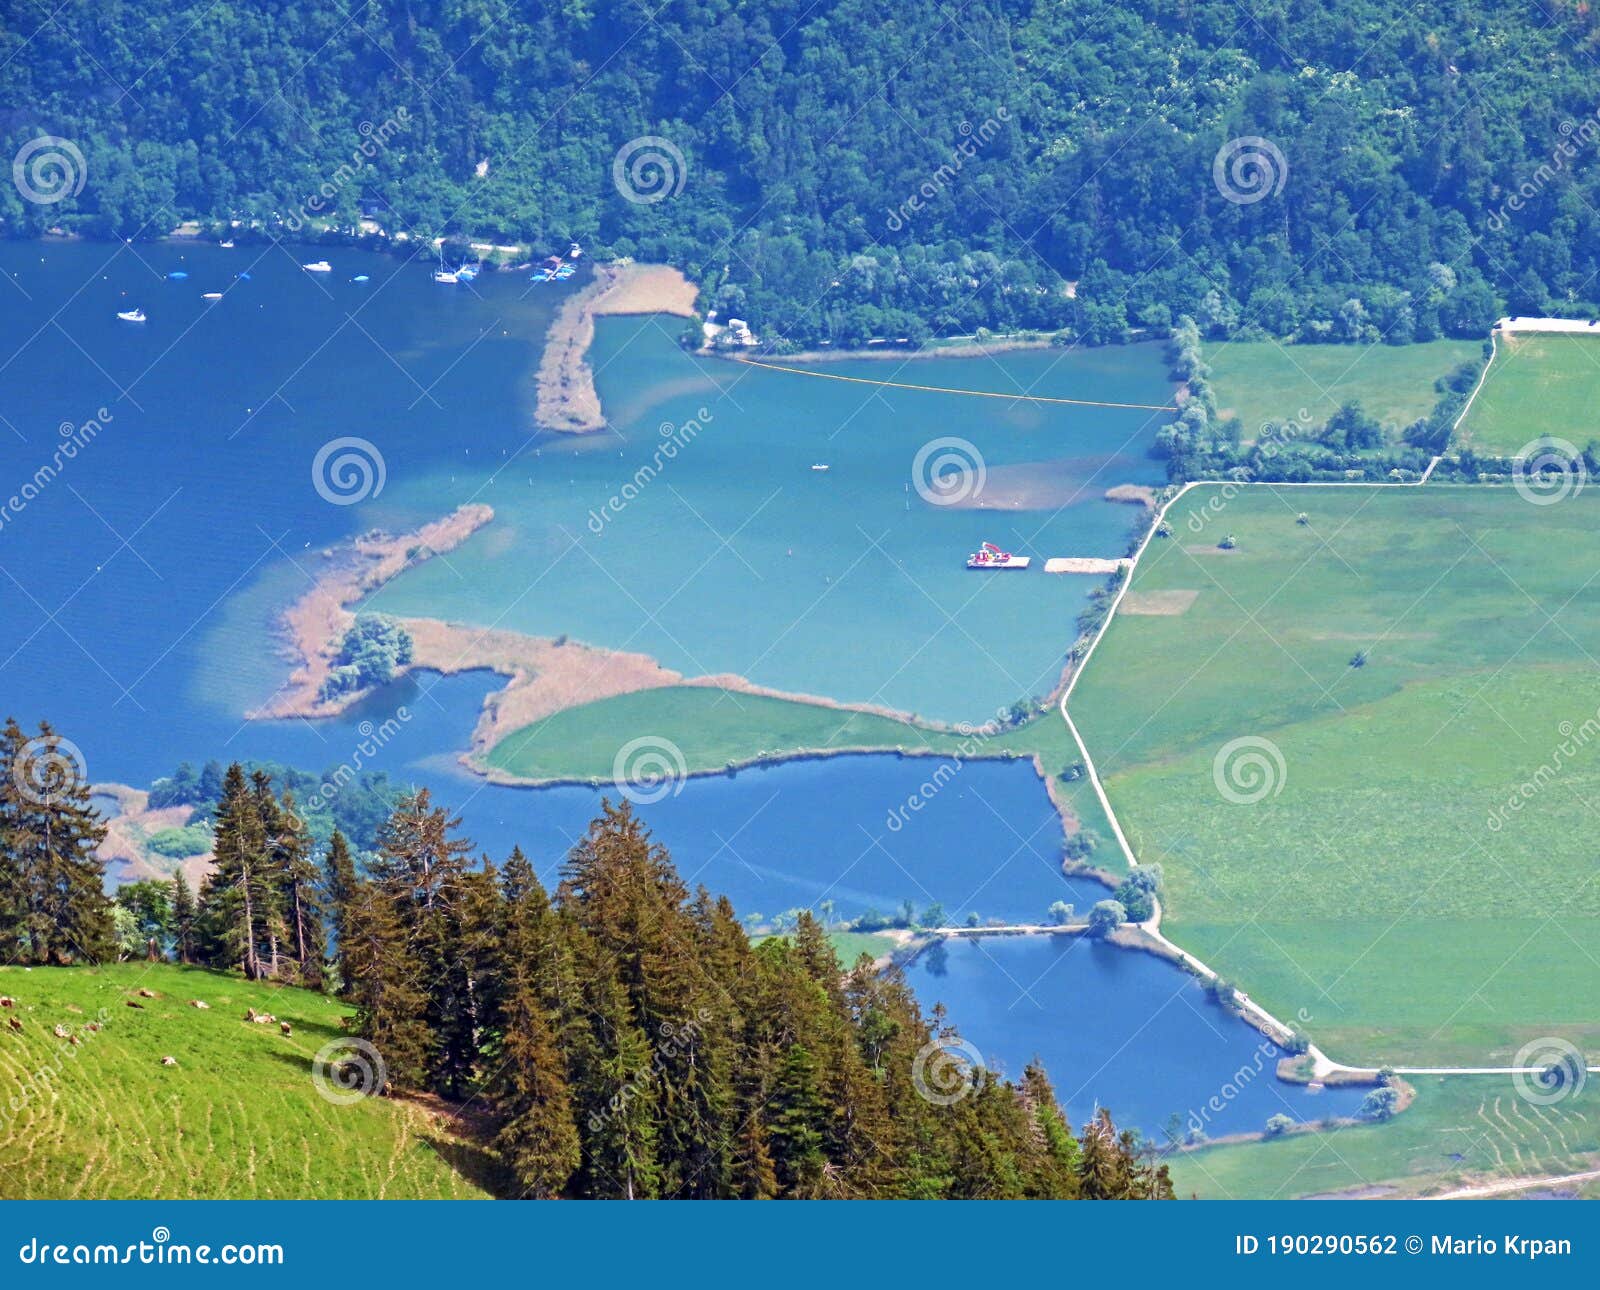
[0, 719, 1171, 1200]
[4, 0, 1598, 348]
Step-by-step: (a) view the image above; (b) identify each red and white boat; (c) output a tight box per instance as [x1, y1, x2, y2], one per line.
[966, 541, 1030, 570]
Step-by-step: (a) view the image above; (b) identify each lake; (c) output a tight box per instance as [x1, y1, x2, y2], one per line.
[0, 239, 1306, 1148]
[905, 934, 1370, 1137]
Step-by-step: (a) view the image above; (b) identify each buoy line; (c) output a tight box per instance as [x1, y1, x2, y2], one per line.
[728, 356, 1178, 412]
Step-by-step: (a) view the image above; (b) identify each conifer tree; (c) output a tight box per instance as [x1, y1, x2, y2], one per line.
[323, 829, 358, 993]
[170, 871, 196, 964]
[0, 719, 113, 964]
[490, 957, 580, 1199]
[343, 878, 432, 1089]
[208, 764, 266, 978]
[270, 792, 325, 987]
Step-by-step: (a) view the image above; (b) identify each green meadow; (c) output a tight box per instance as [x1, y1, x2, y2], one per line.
[481, 684, 1117, 848]
[1170, 1075, 1600, 1199]
[0, 964, 490, 1199]
[1205, 340, 1478, 435]
[1456, 331, 1600, 455]
[1070, 485, 1600, 1064]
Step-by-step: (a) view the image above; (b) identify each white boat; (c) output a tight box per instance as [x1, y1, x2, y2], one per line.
[811, 463, 830, 472]
[433, 269, 459, 284]
[301, 260, 332, 273]
[201, 292, 222, 301]
[219, 239, 235, 248]
[966, 541, 1030, 570]
[569, 242, 583, 259]
[117, 309, 146, 322]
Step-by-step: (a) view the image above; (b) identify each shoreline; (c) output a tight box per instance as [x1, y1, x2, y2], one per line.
[248, 504, 496, 719]
[534, 261, 698, 433]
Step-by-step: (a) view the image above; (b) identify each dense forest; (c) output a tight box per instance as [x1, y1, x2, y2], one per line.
[2, 0, 1597, 347]
[0, 719, 1171, 1200]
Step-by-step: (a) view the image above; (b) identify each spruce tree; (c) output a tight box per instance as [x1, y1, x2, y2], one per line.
[343, 878, 432, 1089]
[270, 792, 325, 988]
[0, 719, 113, 963]
[170, 871, 196, 964]
[490, 962, 580, 1198]
[208, 764, 266, 978]
[323, 829, 358, 993]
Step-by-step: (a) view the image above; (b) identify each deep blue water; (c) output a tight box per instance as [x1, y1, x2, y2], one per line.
[905, 935, 1370, 1137]
[0, 240, 1319, 1146]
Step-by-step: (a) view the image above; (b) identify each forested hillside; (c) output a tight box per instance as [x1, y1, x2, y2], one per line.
[0, 720, 1170, 1200]
[2, 0, 1596, 346]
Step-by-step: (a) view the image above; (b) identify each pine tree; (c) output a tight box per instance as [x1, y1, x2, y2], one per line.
[323, 829, 358, 993]
[270, 792, 325, 988]
[490, 962, 580, 1199]
[343, 878, 432, 1089]
[0, 719, 113, 963]
[170, 871, 196, 964]
[208, 764, 266, 978]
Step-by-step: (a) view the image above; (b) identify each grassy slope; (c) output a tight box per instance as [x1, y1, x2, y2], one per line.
[1457, 332, 1600, 454]
[1170, 1076, 1600, 1199]
[1070, 485, 1600, 1062]
[1206, 340, 1478, 434]
[0, 964, 491, 1199]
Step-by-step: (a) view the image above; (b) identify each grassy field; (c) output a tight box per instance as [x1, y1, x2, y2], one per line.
[1070, 485, 1600, 1064]
[1206, 340, 1479, 435]
[0, 964, 491, 1199]
[481, 682, 1116, 842]
[1456, 331, 1600, 455]
[1170, 1076, 1600, 1199]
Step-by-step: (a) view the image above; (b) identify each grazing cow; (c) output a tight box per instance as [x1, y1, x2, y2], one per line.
[160, 1056, 177, 1067]
[52, 1024, 70, 1039]
[7, 1017, 21, 1032]
[280, 1021, 292, 1036]
[125, 1000, 143, 1009]
[189, 1000, 209, 1009]
[137, 988, 155, 998]
[0, 996, 14, 1008]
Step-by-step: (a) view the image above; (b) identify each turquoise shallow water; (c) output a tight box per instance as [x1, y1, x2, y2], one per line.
[0, 241, 1314, 1136]
[368, 316, 1169, 722]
